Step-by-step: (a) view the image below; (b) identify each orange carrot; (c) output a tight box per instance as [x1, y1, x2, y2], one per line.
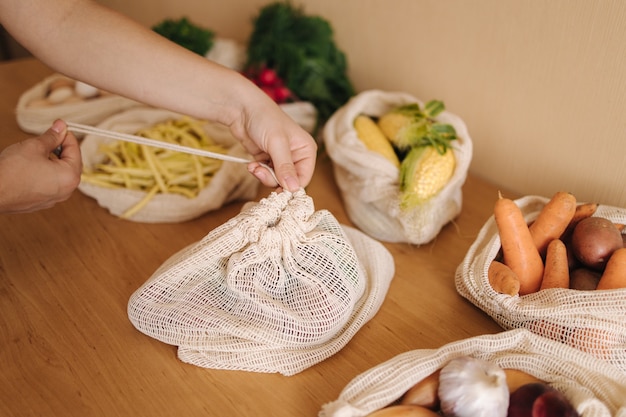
[562, 202, 599, 240]
[529, 191, 577, 257]
[596, 247, 626, 290]
[494, 192, 544, 295]
[488, 260, 521, 296]
[614, 223, 625, 232]
[539, 239, 570, 290]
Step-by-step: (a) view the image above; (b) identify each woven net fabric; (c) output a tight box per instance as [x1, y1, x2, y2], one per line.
[455, 195, 626, 373]
[128, 189, 395, 375]
[323, 89, 473, 245]
[319, 329, 626, 417]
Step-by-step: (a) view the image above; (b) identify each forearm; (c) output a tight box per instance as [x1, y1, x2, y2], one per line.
[0, 0, 252, 127]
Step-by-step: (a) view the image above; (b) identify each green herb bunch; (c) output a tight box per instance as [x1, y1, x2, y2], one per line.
[152, 17, 215, 56]
[245, 2, 355, 124]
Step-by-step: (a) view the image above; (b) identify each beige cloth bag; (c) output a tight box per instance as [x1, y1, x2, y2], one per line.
[78, 107, 258, 223]
[15, 73, 140, 135]
[455, 195, 626, 373]
[127, 189, 395, 376]
[319, 329, 626, 417]
[323, 90, 473, 245]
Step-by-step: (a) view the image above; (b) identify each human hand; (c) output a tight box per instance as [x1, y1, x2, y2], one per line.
[0, 120, 82, 214]
[229, 88, 318, 192]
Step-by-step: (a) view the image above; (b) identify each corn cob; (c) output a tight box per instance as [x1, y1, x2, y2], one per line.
[354, 114, 400, 167]
[399, 145, 456, 208]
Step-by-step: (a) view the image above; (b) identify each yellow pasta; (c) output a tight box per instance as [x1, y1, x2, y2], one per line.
[81, 117, 227, 218]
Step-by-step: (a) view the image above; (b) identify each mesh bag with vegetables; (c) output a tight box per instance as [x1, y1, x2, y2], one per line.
[319, 329, 626, 417]
[323, 90, 473, 245]
[455, 195, 626, 373]
[127, 189, 395, 376]
[78, 107, 258, 223]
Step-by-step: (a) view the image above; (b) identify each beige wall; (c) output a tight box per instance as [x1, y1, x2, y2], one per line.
[99, 0, 626, 207]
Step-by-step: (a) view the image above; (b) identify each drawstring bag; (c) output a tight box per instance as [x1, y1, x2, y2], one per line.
[128, 188, 395, 376]
[78, 107, 259, 223]
[323, 90, 473, 245]
[455, 195, 626, 373]
[319, 329, 626, 417]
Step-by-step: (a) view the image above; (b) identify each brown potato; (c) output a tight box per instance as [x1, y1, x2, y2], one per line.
[569, 267, 601, 290]
[571, 217, 623, 270]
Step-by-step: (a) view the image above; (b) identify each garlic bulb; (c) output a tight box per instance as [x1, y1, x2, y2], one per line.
[438, 356, 509, 417]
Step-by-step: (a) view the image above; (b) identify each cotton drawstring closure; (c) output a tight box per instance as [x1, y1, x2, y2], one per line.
[67, 121, 280, 185]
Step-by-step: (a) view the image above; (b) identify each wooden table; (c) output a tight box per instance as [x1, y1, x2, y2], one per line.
[0, 58, 506, 417]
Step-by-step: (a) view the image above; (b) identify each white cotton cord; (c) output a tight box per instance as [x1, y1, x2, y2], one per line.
[67, 121, 279, 184]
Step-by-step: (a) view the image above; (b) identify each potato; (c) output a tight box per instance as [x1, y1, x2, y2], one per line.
[571, 217, 623, 270]
[569, 267, 601, 290]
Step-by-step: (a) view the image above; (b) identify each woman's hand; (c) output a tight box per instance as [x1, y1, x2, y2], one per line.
[0, 120, 82, 214]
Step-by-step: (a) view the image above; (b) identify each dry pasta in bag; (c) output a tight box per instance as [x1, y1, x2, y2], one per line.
[455, 195, 626, 373]
[319, 329, 626, 417]
[128, 189, 395, 376]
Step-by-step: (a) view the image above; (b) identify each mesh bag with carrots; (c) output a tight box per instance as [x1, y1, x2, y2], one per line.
[319, 329, 626, 417]
[455, 194, 626, 373]
[127, 189, 394, 376]
[322, 90, 473, 245]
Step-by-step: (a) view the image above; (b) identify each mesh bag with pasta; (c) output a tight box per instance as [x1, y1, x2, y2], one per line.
[455, 195, 626, 373]
[322, 90, 473, 245]
[127, 188, 395, 376]
[319, 329, 626, 417]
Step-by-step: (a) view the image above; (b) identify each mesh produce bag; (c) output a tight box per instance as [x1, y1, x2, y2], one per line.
[78, 107, 258, 223]
[319, 329, 626, 417]
[16, 73, 141, 135]
[323, 90, 473, 245]
[128, 188, 395, 376]
[456, 195, 626, 372]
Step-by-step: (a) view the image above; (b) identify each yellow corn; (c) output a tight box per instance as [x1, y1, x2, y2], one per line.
[377, 111, 414, 149]
[354, 114, 400, 167]
[399, 146, 456, 208]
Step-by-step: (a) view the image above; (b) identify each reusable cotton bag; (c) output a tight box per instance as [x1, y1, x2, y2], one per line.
[323, 90, 473, 245]
[128, 189, 395, 376]
[16, 73, 140, 135]
[319, 329, 626, 417]
[455, 195, 626, 372]
[78, 107, 259, 223]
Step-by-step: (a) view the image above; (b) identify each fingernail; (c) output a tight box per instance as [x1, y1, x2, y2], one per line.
[284, 176, 300, 192]
[51, 119, 65, 133]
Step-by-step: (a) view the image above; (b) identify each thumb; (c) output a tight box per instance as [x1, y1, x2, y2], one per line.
[38, 119, 67, 153]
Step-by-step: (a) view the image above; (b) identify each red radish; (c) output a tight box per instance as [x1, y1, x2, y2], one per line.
[258, 68, 279, 86]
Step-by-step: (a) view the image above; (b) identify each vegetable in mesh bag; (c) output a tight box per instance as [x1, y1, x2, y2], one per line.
[455, 195, 626, 373]
[128, 188, 394, 376]
[319, 329, 626, 417]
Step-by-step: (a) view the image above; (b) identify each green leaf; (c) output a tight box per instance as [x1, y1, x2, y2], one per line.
[152, 17, 214, 56]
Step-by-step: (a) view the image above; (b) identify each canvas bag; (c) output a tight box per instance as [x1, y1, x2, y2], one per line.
[15, 73, 141, 135]
[319, 329, 626, 417]
[78, 107, 259, 223]
[323, 90, 473, 245]
[455, 195, 626, 373]
[127, 188, 395, 376]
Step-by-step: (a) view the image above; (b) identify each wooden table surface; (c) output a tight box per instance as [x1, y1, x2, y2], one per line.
[0, 58, 507, 417]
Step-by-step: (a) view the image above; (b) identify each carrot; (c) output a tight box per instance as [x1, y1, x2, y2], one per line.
[596, 247, 626, 290]
[529, 191, 577, 257]
[494, 192, 544, 295]
[561, 202, 599, 239]
[488, 260, 521, 296]
[539, 239, 570, 290]
[614, 223, 625, 232]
